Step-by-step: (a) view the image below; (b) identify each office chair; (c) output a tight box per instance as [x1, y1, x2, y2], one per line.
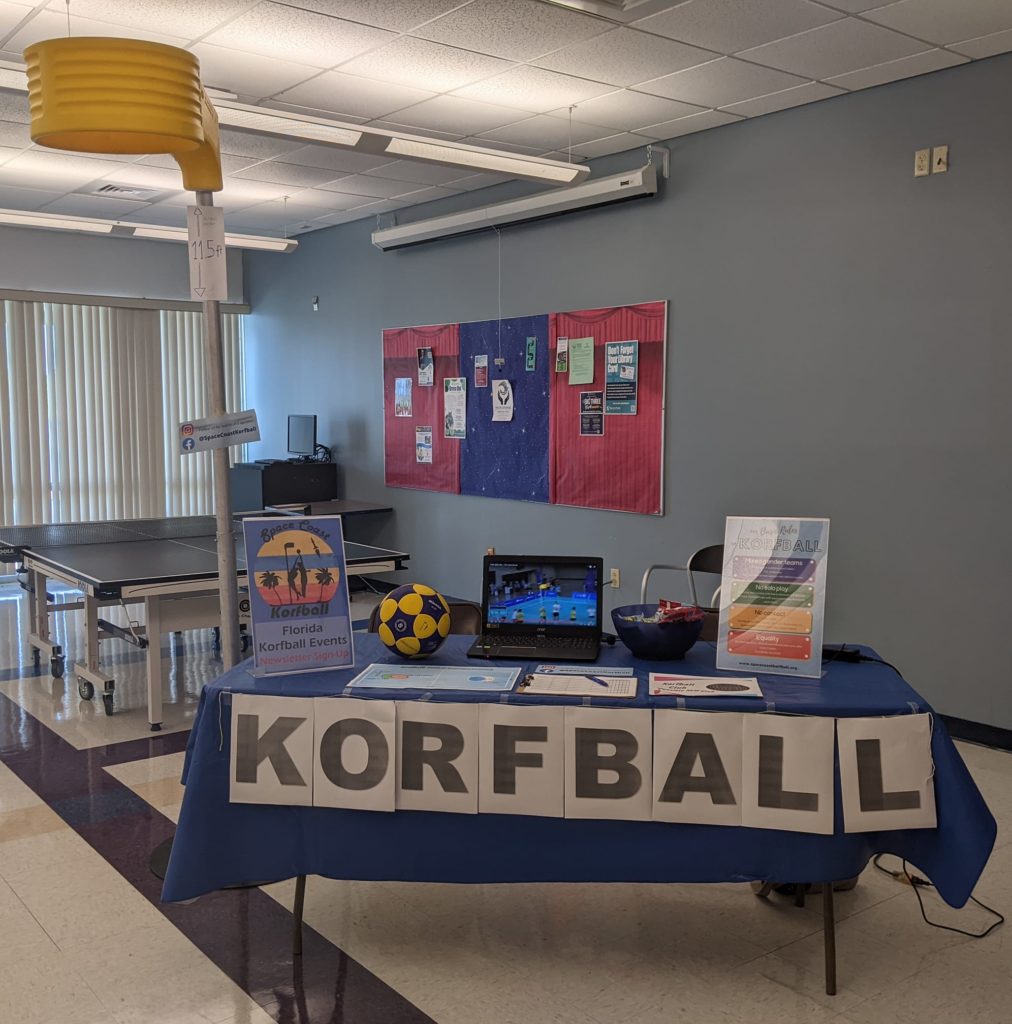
[367, 599, 483, 635]
[639, 544, 724, 642]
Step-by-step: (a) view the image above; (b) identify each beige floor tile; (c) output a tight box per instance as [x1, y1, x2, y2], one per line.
[0, 949, 108, 1024]
[0, 802, 68, 842]
[104, 751, 187, 788]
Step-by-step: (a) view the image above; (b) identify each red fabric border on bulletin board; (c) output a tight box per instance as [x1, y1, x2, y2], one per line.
[383, 324, 460, 493]
[549, 301, 667, 515]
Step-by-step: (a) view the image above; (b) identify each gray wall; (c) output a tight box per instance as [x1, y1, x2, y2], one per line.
[245, 54, 1012, 729]
[0, 223, 245, 303]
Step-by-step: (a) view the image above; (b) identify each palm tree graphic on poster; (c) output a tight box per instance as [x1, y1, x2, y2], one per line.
[252, 529, 341, 605]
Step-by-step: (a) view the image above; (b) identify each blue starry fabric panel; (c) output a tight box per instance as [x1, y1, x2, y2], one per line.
[459, 315, 550, 503]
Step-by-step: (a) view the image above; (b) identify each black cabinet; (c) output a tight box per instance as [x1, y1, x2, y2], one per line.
[230, 462, 338, 512]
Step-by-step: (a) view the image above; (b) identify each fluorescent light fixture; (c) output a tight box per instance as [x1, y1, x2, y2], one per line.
[214, 100, 362, 147]
[0, 207, 298, 252]
[384, 137, 582, 184]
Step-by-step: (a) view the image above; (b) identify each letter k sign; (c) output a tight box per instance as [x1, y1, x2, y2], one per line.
[230, 694, 314, 806]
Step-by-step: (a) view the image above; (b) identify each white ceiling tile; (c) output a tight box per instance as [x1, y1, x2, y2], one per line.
[281, 187, 367, 209]
[722, 80, 845, 117]
[0, 142, 22, 164]
[637, 57, 807, 107]
[952, 27, 1012, 59]
[447, 171, 512, 191]
[140, 152, 260, 174]
[190, 44, 320, 100]
[0, 150, 127, 190]
[551, 90, 706, 131]
[825, 48, 967, 90]
[0, 121, 28, 148]
[40, 194, 150, 218]
[276, 71, 435, 119]
[633, 0, 842, 54]
[230, 199, 333, 223]
[204, 3, 396, 68]
[364, 160, 473, 185]
[117, 204, 189, 226]
[282, 1, 465, 33]
[0, 91, 29, 123]
[41, 0, 254, 37]
[815, 1, 895, 11]
[462, 136, 543, 155]
[216, 177, 299, 205]
[453, 67, 615, 113]
[394, 185, 456, 205]
[368, 119, 464, 139]
[568, 132, 656, 158]
[0, 1, 30, 36]
[534, 28, 715, 87]
[281, 144, 395, 173]
[8, 9, 189, 52]
[865, 0, 1012, 46]
[318, 173, 411, 198]
[739, 18, 929, 79]
[334, 197, 405, 215]
[218, 128, 310, 160]
[636, 108, 743, 139]
[478, 114, 614, 151]
[415, 0, 610, 62]
[0, 182, 64, 208]
[380, 95, 533, 136]
[305, 208, 370, 227]
[232, 160, 344, 187]
[338, 38, 512, 92]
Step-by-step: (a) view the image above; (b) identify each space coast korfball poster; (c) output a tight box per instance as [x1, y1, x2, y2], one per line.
[716, 517, 830, 679]
[242, 516, 354, 675]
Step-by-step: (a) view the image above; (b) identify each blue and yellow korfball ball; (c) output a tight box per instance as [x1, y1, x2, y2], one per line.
[377, 583, 451, 659]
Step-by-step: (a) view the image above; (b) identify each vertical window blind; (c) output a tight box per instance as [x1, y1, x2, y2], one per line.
[0, 299, 245, 526]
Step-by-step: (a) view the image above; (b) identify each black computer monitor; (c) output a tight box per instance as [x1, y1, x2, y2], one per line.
[287, 414, 317, 456]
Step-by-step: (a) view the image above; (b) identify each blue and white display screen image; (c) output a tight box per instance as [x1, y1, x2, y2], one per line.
[487, 560, 599, 626]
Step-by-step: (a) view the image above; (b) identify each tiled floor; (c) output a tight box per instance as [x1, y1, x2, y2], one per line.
[0, 579, 1009, 1024]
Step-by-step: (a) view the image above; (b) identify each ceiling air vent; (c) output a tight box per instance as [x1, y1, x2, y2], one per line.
[88, 183, 162, 201]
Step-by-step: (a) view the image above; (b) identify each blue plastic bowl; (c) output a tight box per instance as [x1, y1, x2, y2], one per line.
[611, 604, 705, 661]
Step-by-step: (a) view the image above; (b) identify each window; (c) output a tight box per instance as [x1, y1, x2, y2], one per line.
[0, 299, 245, 525]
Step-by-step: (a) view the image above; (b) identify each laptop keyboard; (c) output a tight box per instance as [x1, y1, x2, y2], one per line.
[489, 634, 596, 649]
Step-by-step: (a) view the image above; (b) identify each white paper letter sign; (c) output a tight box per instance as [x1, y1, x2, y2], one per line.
[313, 698, 395, 811]
[478, 704, 565, 817]
[230, 694, 313, 806]
[837, 715, 936, 833]
[396, 702, 478, 814]
[564, 707, 653, 821]
[742, 714, 835, 834]
[652, 711, 743, 826]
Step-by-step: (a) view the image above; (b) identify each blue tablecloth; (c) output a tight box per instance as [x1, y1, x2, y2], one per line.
[163, 635, 995, 907]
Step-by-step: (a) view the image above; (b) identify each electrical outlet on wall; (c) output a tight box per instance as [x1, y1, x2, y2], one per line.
[610, 568, 621, 588]
[914, 148, 930, 177]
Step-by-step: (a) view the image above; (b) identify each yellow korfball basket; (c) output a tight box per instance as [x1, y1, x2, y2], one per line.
[23, 36, 222, 191]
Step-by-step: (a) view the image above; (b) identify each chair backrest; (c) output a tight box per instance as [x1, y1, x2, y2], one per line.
[686, 544, 724, 609]
[368, 599, 482, 636]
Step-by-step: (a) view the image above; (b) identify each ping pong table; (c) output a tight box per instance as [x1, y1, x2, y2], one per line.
[0, 515, 409, 729]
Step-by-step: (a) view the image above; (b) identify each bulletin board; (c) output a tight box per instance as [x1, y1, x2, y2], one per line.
[382, 301, 666, 515]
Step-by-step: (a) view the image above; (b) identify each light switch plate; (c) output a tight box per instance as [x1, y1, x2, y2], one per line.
[932, 145, 949, 173]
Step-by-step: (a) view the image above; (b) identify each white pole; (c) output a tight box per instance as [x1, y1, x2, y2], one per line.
[195, 189, 240, 670]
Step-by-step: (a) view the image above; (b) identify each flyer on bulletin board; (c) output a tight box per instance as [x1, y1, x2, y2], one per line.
[715, 516, 830, 679]
[242, 515, 354, 676]
[605, 340, 638, 414]
[443, 377, 466, 438]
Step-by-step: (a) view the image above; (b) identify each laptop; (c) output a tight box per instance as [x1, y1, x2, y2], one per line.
[466, 554, 604, 661]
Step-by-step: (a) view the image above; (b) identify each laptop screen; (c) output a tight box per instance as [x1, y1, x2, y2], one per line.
[482, 556, 603, 633]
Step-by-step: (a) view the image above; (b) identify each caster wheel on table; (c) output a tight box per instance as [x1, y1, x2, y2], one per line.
[51, 656, 65, 679]
[101, 693, 114, 716]
[78, 678, 95, 701]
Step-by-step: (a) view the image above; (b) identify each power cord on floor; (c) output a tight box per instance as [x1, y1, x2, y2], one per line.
[872, 854, 1004, 938]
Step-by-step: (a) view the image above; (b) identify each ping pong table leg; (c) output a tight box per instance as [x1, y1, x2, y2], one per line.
[145, 596, 164, 731]
[29, 568, 63, 676]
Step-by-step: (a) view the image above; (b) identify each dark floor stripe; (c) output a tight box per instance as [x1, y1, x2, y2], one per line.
[0, 692, 434, 1024]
